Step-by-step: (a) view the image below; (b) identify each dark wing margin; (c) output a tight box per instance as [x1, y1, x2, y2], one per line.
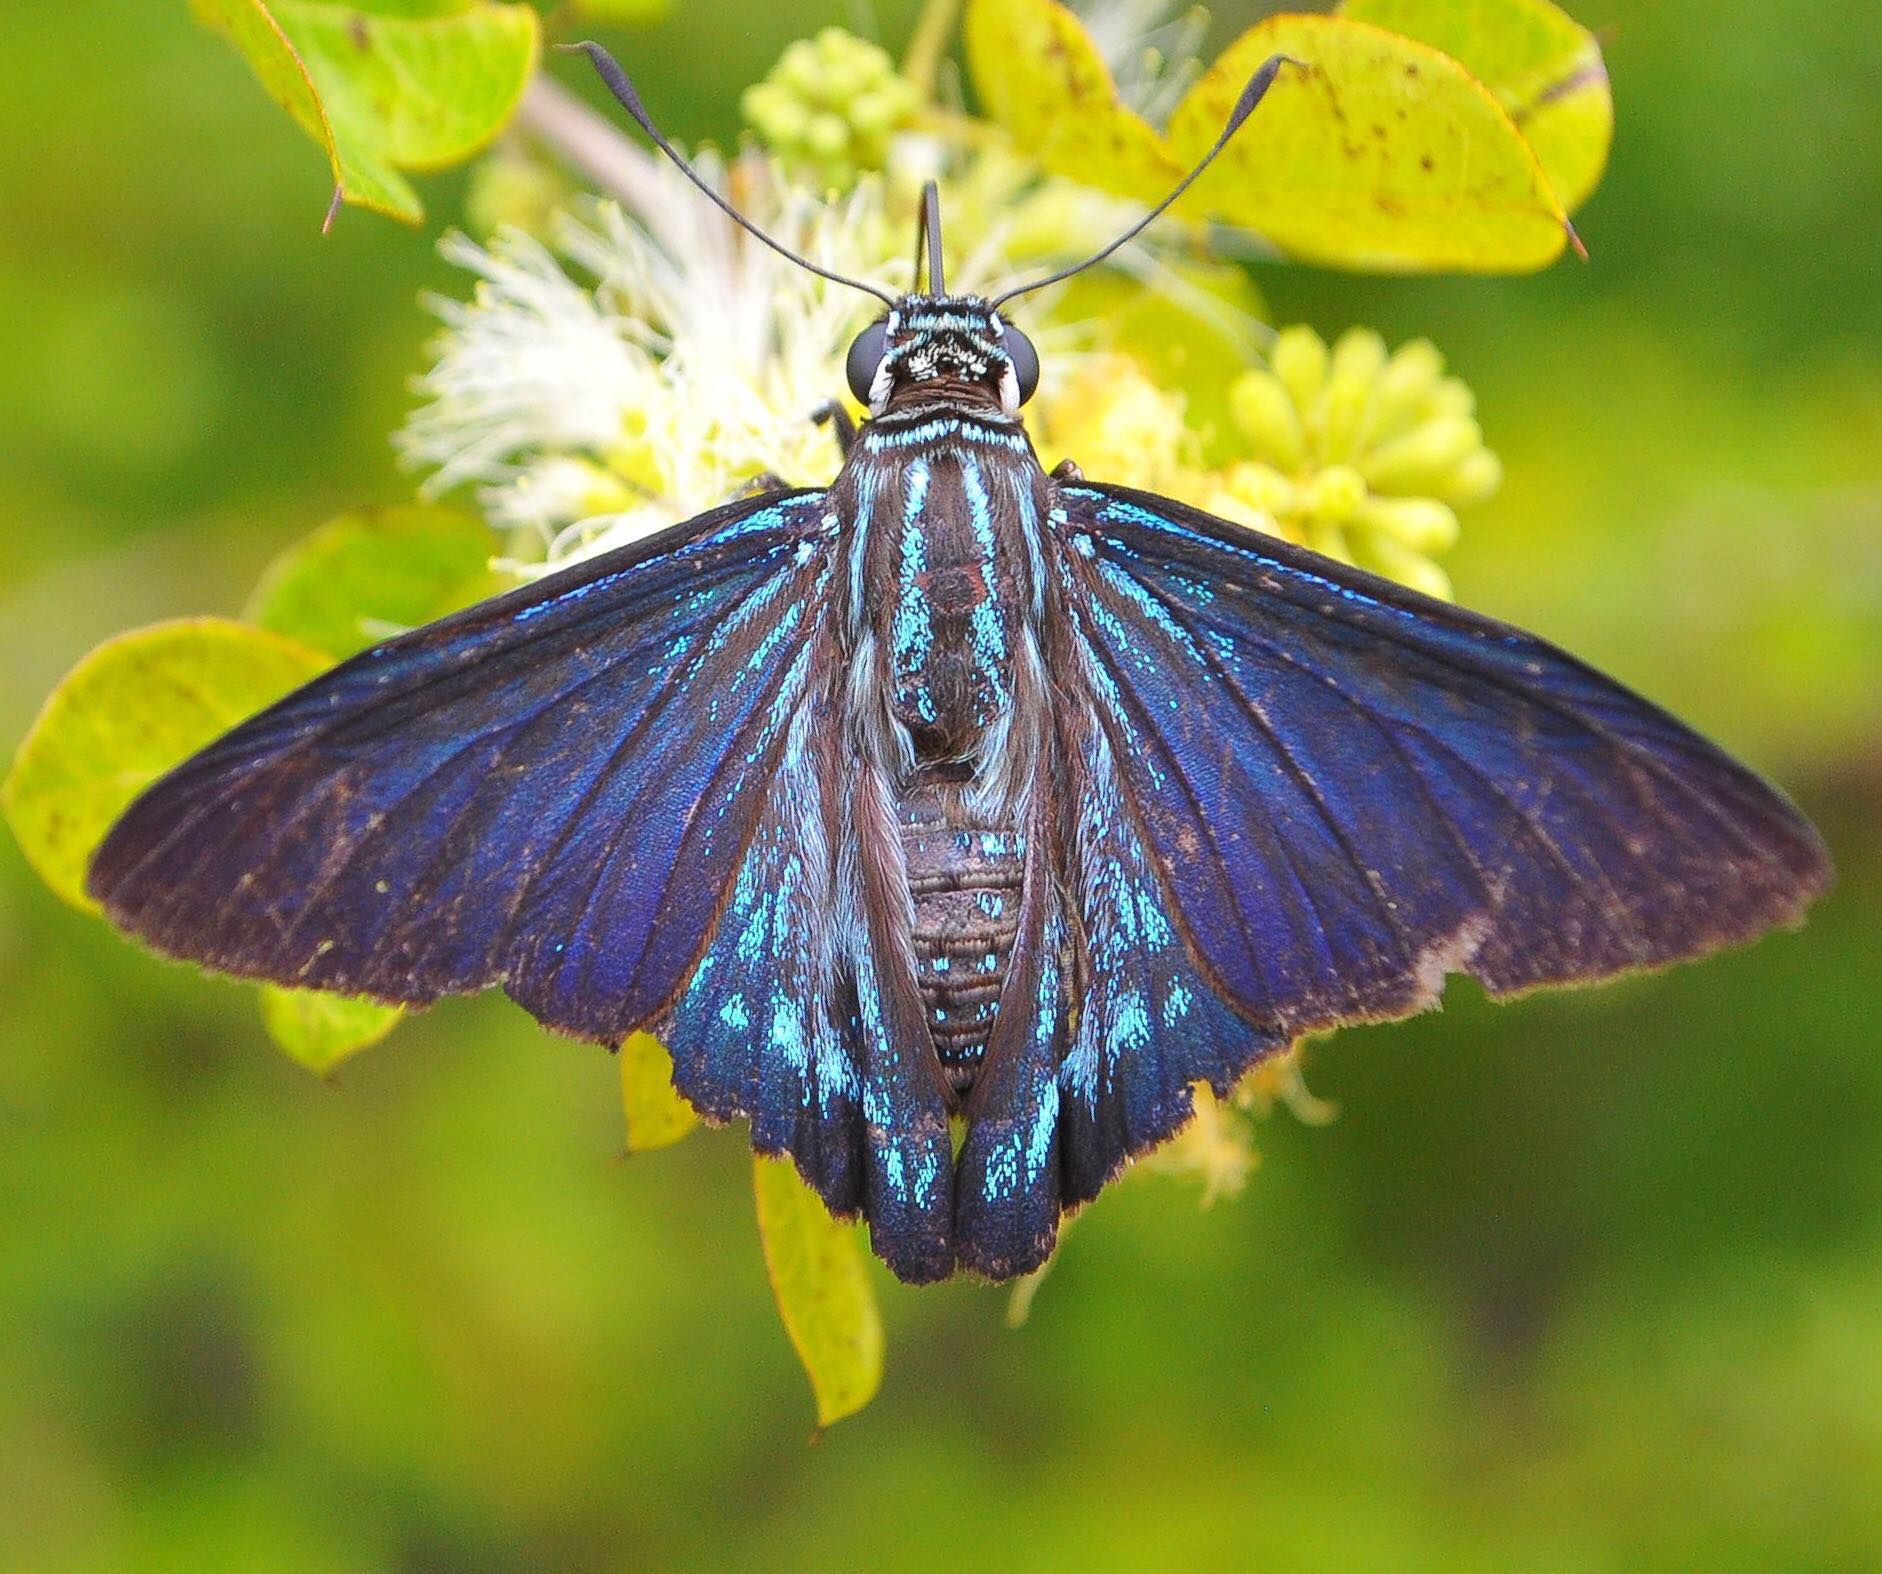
[1055, 482, 1831, 1054]
[89, 488, 836, 1043]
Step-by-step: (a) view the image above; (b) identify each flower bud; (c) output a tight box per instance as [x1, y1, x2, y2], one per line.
[1356, 495, 1460, 553]
[1187, 325, 1498, 602]
[740, 82, 807, 145]
[1359, 534, 1453, 600]
[1439, 447, 1504, 506]
[850, 88, 902, 137]
[1319, 327, 1387, 460]
[776, 40, 823, 98]
[1303, 463, 1367, 524]
[805, 112, 849, 159]
[1190, 481, 1280, 537]
[1228, 368, 1305, 471]
[1269, 325, 1328, 415]
[1362, 337, 1445, 445]
[1360, 415, 1483, 494]
[1430, 376, 1476, 419]
[1219, 460, 1298, 516]
[744, 29, 917, 189]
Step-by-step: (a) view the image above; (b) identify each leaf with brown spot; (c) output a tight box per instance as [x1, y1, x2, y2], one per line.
[965, 0, 1185, 207]
[1166, 14, 1571, 272]
[1340, 0, 1612, 209]
[3, 619, 333, 913]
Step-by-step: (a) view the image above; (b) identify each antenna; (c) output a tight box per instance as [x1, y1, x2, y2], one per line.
[992, 52, 1303, 309]
[912, 181, 945, 294]
[565, 42, 897, 306]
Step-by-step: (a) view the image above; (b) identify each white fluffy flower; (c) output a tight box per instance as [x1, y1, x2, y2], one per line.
[401, 153, 916, 570]
[400, 230, 652, 498]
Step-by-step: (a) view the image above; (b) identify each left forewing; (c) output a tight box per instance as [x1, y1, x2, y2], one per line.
[89, 489, 838, 1042]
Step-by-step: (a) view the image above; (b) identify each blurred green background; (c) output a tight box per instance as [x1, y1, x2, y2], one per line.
[3, 2, 1879, 1568]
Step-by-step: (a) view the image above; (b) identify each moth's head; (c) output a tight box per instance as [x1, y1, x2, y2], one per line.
[845, 296, 1040, 417]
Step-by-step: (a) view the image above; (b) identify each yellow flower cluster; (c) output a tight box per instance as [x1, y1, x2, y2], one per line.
[1034, 352, 1196, 492]
[1148, 1045, 1339, 1207]
[741, 29, 920, 193]
[1037, 328, 1500, 601]
[1206, 327, 1502, 599]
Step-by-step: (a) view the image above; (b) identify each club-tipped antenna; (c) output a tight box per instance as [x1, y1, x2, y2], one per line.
[991, 53, 1303, 309]
[565, 41, 896, 306]
[912, 181, 946, 295]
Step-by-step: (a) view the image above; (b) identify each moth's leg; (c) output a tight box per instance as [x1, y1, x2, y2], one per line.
[1050, 458, 1084, 481]
[741, 471, 789, 496]
[813, 400, 859, 457]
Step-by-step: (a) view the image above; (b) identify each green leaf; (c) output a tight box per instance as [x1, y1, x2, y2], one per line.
[4, 618, 410, 1073]
[753, 1156, 883, 1428]
[1166, 14, 1572, 272]
[619, 1032, 699, 1152]
[965, 0, 1185, 207]
[191, 0, 542, 224]
[245, 505, 502, 661]
[1339, 0, 1612, 210]
[259, 985, 403, 1074]
[3, 618, 331, 913]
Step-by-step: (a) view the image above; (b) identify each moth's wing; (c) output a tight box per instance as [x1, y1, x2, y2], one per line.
[90, 488, 839, 1045]
[660, 674, 870, 1234]
[676, 722, 961, 1281]
[1049, 481, 1831, 1192]
[950, 677, 1256, 1273]
[1050, 684, 1265, 1214]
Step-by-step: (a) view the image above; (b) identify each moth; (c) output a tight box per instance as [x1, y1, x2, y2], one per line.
[89, 45, 1831, 1283]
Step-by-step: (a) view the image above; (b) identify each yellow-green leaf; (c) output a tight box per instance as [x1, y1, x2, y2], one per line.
[191, 0, 541, 224]
[619, 1032, 699, 1152]
[753, 1155, 883, 1428]
[245, 505, 502, 661]
[965, 0, 1184, 207]
[259, 985, 403, 1074]
[3, 619, 331, 913]
[1340, 0, 1611, 210]
[1166, 14, 1570, 272]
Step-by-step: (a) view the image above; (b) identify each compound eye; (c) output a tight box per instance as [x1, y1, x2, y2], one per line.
[846, 320, 889, 405]
[1002, 323, 1040, 405]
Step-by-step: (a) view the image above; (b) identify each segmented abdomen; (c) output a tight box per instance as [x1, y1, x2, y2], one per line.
[899, 791, 1024, 1095]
